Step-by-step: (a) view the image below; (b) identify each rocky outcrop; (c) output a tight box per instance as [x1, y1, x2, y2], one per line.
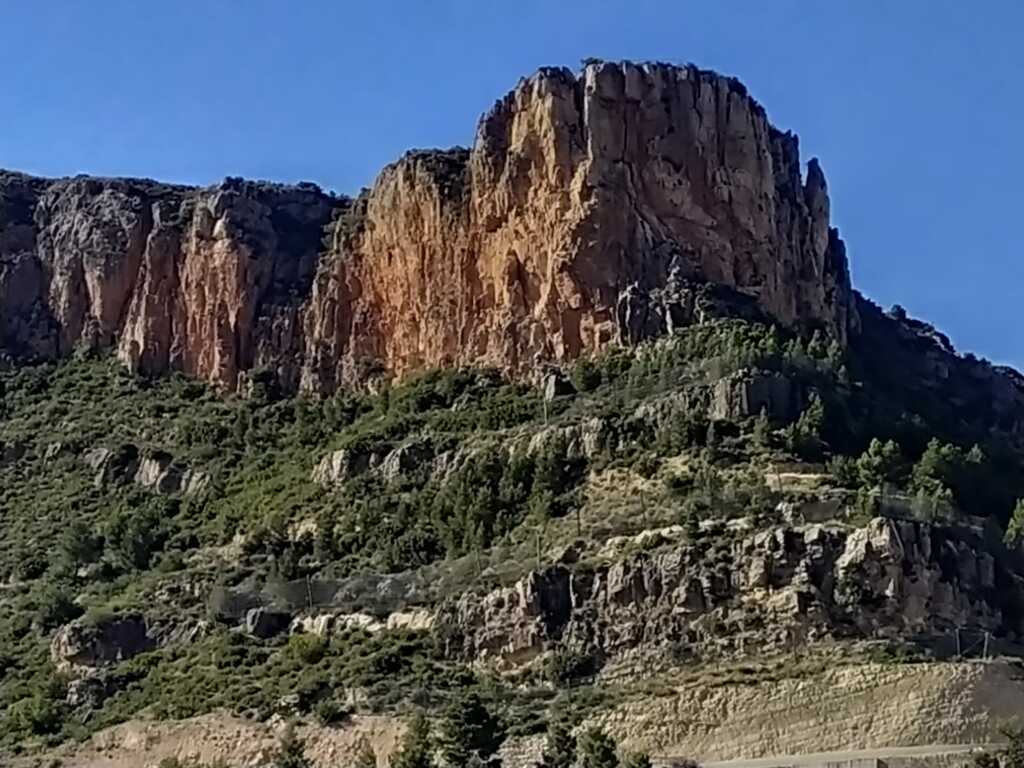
[709, 368, 798, 422]
[81, 444, 207, 495]
[312, 448, 367, 488]
[436, 517, 1016, 663]
[51, 614, 154, 673]
[2, 62, 857, 393]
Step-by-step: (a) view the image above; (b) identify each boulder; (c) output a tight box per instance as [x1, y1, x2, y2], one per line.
[51, 614, 154, 673]
[65, 675, 118, 708]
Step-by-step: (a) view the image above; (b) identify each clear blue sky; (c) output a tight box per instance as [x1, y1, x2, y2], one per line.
[2, 1, 1021, 369]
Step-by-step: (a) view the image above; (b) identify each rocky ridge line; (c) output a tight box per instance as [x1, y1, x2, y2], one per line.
[2, 61, 855, 393]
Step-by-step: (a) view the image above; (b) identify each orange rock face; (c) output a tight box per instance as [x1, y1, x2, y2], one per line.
[0, 62, 855, 393]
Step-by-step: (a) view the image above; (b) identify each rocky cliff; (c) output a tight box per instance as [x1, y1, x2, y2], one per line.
[436, 517, 1020, 664]
[0, 61, 856, 392]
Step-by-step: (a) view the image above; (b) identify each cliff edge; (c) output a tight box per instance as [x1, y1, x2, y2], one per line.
[0, 61, 855, 392]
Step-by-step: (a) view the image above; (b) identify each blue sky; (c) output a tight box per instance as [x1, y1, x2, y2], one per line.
[2, 1, 1021, 369]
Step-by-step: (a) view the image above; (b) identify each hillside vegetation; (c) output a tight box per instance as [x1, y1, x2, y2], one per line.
[2, 303, 1024, 757]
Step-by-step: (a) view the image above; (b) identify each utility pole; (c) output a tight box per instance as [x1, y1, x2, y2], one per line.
[955, 627, 962, 658]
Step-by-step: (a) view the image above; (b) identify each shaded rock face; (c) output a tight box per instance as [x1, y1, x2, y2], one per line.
[2, 62, 855, 393]
[0, 172, 339, 391]
[854, 294, 1024, 446]
[244, 608, 293, 639]
[51, 614, 154, 673]
[436, 518, 1016, 663]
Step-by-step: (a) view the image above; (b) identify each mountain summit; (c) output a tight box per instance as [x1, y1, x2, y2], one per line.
[2, 62, 854, 393]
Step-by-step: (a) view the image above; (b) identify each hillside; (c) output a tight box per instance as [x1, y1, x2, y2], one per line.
[2, 60, 1024, 767]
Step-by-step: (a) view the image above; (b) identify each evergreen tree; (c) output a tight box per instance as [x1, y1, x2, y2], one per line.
[763, 325, 782, 360]
[807, 330, 827, 360]
[539, 715, 576, 768]
[56, 519, 103, 575]
[827, 455, 859, 488]
[1004, 499, 1024, 546]
[392, 713, 434, 768]
[825, 339, 844, 370]
[577, 727, 618, 768]
[437, 691, 505, 768]
[856, 438, 904, 488]
[785, 395, 826, 459]
[912, 438, 961, 493]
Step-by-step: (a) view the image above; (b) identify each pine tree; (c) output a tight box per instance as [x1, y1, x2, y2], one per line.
[577, 727, 618, 768]
[392, 713, 434, 768]
[799, 394, 826, 438]
[825, 339, 844, 370]
[539, 716, 576, 768]
[436, 691, 505, 768]
[1005, 499, 1024, 546]
[763, 325, 781, 360]
[856, 438, 904, 488]
[807, 330, 827, 360]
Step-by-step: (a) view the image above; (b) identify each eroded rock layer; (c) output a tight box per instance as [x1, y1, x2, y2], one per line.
[1, 62, 855, 392]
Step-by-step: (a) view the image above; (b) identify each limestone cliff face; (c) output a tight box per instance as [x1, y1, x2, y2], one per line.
[302, 62, 856, 391]
[1, 62, 855, 392]
[436, 517, 1015, 664]
[0, 173, 338, 390]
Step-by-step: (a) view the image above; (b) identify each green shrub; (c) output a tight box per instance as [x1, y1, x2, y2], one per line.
[313, 697, 350, 726]
[577, 727, 618, 768]
[544, 647, 596, 686]
[7, 693, 65, 736]
[33, 581, 83, 630]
